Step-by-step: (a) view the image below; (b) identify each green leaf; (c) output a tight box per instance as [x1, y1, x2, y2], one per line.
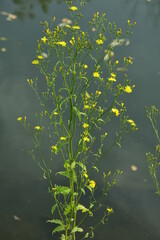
[56, 170, 70, 179]
[47, 219, 63, 225]
[76, 162, 86, 171]
[52, 225, 65, 234]
[64, 204, 71, 215]
[73, 106, 82, 121]
[51, 204, 57, 215]
[71, 227, 83, 233]
[80, 188, 85, 195]
[76, 204, 89, 213]
[56, 186, 71, 195]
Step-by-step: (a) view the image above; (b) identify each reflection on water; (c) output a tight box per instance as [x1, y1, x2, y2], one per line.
[12, 0, 63, 20]
[1, 0, 160, 239]
[122, 0, 160, 25]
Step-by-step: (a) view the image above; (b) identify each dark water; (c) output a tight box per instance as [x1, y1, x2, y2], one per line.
[0, 0, 160, 239]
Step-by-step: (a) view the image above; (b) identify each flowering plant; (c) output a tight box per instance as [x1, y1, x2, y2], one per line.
[18, 1, 136, 239]
[146, 106, 160, 197]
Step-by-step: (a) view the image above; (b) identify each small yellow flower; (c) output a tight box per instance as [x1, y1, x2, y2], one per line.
[132, 84, 135, 89]
[34, 126, 41, 130]
[108, 77, 116, 82]
[104, 132, 108, 136]
[89, 180, 96, 189]
[70, 6, 78, 11]
[56, 41, 67, 47]
[53, 111, 58, 116]
[115, 60, 119, 65]
[112, 108, 119, 116]
[96, 39, 103, 45]
[127, 19, 130, 25]
[32, 60, 39, 65]
[127, 119, 136, 127]
[93, 72, 100, 78]
[60, 136, 67, 141]
[37, 55, 44, 60]
[83, 136, 90, 142]
[96, 90, 101, 96]
[84, 64, 88, 69]
[17, 117, 22, 121]
[107, 207, 113, 214]
[70, 37, 75, 45]
[41, 36, 47, 44]
[72, 26, 80, 30]
[108, 73, 116, 82]
[83, 123, 89, 129]
[124, 85, 132, 93]
[84, 105, 91, 110]
[83, 172, 88, 178]
[51, 145, 57, 151]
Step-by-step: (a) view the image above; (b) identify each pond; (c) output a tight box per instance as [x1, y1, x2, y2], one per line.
[0, 0, 160, 239]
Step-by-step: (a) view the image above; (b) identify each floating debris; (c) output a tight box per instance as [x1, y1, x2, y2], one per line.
[42, 52, 48, 58]
[110, 38, 130, 48]
[104, 50, 114, 62]
[116, 67, 128, 72]
[131, 165, 138, 171]
[1, 48, 6, 52]
[0, 37, 8, 41]
[13, 215, 21, 221]
[62, 18, 72, 24]
[0, 11, 17, 21]
[58, 22, 68, 27]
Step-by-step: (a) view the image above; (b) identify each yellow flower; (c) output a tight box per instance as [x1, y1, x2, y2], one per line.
[37, 55, 44, 60]
[104, 132, 108, 136]
[127, 19, 130, 25]
[53, 111, 58, 116]
[115, 60, 119, 65]
[127, 119, 136, 127]
[89, 180, 96, 189]
[84, 64, 88, 69]
[70, 6, 78, 11]
[83, 123, 89, 128]
[70, 37, 75, 45]
[96, 39, 103, 45]
[32, 60, 39, 65]
[124, 85, 132, 93]
[107, 207, 113, 214]
[34, 126, 41, 130]
[84, 105, 91, 110]
[60, 136, 67, 141]
[72, 26, 80, 30]
[41, 36, 47, 44]
[17, 117, 22, 121]
[83, 136, 90, 142]
[56, 41, 67, 47]
[83, 172, 88, 178]
[111, 73, 116, 78]
[96, 90, 101, 96]
[108, 72, 116, 82]
[112, 108, 119, 116]
[51, 145, 57, 151]
[93, 72, 100, 78]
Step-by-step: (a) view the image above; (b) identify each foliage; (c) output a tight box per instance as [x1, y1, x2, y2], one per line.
[146, 105, 160, 197]
[18, 1, 136, 239]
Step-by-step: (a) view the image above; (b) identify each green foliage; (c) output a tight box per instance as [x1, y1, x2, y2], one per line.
[17, 1, 136, 239]
[145, 106, 160, 197]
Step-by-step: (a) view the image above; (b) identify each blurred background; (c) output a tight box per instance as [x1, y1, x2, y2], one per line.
[0, 0, 160, 239]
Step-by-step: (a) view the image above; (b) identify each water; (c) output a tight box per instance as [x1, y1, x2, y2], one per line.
[0, 0, 160, 239]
